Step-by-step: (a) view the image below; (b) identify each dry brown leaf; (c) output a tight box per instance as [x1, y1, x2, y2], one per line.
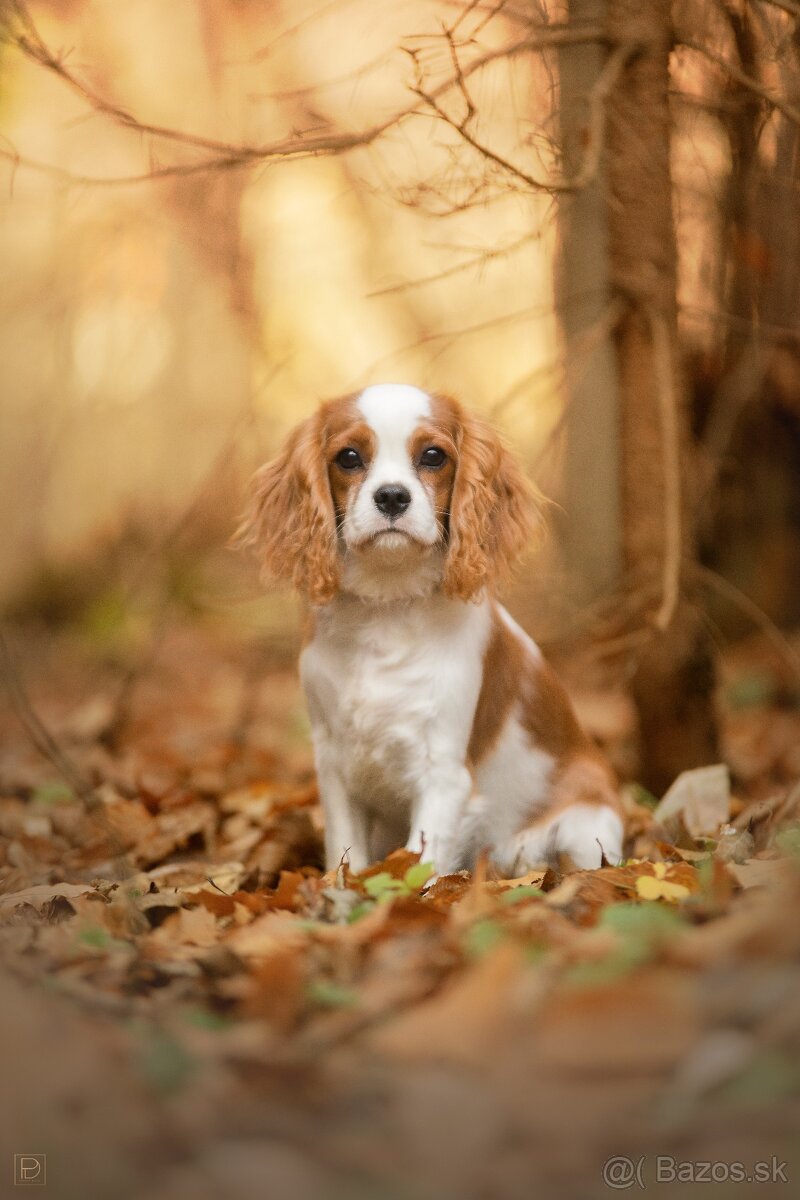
[174, 905, 220, 947]
[728, 856, 797, 890]
[534, 969, 698, 1075]
[225, 911, 309, 959]
[134, 799, 217, 866]
[365, 943, 530, 1065]
[495, 869, 548, 892]
[0, 881, 98, 915]
[654, 764, 731, 838]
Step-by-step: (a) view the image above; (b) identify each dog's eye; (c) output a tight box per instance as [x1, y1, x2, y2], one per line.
[335, 447, 363, 471]
[419, 446, 446, 469]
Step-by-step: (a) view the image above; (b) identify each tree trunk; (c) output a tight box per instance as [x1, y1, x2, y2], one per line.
[558, 0, 622, 603]
[604, 0, 719, 793]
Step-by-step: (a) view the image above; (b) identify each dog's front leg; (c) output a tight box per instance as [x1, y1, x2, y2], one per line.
[313, 739, 368, 872]
[406, 766, 471, 877]
[321, 775, 369, 872]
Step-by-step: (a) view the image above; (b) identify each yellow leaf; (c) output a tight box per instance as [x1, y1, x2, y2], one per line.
[636, 872, 690, 903]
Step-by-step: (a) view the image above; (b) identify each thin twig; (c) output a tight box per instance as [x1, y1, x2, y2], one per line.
[410, 39, 638, 195]
[700, 340, 765, 492]
[694, 564, 800, 683]
[680, 302, 800, 346]
[3, 3, 606, 187]
[646, 309, 683, 633]
[0, 626, 100, 808]
[680, 38, 800, 127]
[368, 231, 539, 297]
[349, 302, 537, 386]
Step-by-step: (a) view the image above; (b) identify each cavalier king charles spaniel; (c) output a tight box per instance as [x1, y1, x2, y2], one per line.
[240, 384, 623, 877]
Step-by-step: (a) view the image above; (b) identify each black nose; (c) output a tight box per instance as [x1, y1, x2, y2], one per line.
[373, 483, 411, 518]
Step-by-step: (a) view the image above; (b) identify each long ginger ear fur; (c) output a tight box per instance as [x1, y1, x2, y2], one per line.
[443, 407, 541, 601]
[236, 411, 339, 605]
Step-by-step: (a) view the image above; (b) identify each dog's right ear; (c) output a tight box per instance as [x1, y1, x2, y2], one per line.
[235, 411, 339, 604]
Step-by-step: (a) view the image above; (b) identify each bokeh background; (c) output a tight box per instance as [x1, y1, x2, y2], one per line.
[3, 0, 797, 651]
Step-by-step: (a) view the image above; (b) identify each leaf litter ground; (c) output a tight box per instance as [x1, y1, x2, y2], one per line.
[1, 622, 800, 1200]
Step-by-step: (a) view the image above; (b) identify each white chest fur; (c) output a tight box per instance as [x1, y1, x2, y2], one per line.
[301, 595, 490, 819]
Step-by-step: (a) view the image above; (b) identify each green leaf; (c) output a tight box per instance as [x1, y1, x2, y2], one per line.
[403, 861, 435, 890]
[182, 1008, 233, 1031]
[600, 901, 685, 939]
[570, 900, 688, 983]
[775, 824, 800, 859]
[726, 671, 776, 711]
[363, 872, 406, 899]
[31, 781, 75, 807]
[565, 956, 641, 987]
[138, 1028, 196, 1095]
[721, 1051, 800, 1108]
[464, 919, 505, 957]
[77, 925, 111, 948]
[307, 980, 358, 1008]
[75, 925, 128, 953]
[499, 885, 543, 906]
[629, 783, 660, 811]
[346, 901, 374, 924]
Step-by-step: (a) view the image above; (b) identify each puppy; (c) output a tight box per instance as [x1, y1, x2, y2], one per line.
[240, 384, 623, 876]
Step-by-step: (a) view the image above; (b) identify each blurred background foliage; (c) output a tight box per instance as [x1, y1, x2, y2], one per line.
[1, 0, 799, 700]
[0, 0, 559, 624]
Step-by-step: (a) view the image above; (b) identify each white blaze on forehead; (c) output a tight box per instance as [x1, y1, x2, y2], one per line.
[345, 383, 440, 555]
[356, 384, 432, 441]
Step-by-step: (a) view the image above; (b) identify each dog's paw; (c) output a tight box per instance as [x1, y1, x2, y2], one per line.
[555, 803, 624, 869]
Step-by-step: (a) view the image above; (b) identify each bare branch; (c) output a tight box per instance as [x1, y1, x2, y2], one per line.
[352, 303, 538, 383]
[2, 1, 606, 186]
[694, 565, 800, 682]
[680, 301, 800, 346]
[646, 309, 683, 634]
[0, 141, 254, 187]
[367, 230, 539, 297]
[411, 39, 638, 195]
[0, 626, 100, 809]
[758, 0, 800, 20]
[680, 38, 800, 127]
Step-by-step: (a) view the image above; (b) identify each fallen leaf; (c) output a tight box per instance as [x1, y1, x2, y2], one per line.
[636, 862, 691, 902]
[655, 764, 731, 838]
[0, 882, 98, 915]
[175, 906, 219, 947]
[365, 943, 529, 1065]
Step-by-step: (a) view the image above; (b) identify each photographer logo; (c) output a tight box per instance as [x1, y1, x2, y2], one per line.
[13, 1155, 46, 1187]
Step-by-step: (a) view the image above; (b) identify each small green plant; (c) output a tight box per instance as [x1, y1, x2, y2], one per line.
[464, 918, 506, 957]
[31, 781, 75, 807]
[136, 1025, 197, 1095]
[307, 979, 359, 1008]
[182, 1007, 234, 1032]
[362, 861, 435, 903]
[775, 824, 800, 859]
[347, 861, 436, 922]
[565, 902, 686, 987]
[75, 925, 130, 953]
[629, 782, 660, 811]
[499, 884, 544, 906]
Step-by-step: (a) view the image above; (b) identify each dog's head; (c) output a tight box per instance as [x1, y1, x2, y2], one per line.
[237, 385, 540, 604]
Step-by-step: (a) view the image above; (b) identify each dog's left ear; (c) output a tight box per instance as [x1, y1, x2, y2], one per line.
[235, 410, 339, 604]
[443, 408, 541, 601]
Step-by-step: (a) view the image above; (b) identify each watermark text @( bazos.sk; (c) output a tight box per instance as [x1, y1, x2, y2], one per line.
[602, 1154, 789, 1189]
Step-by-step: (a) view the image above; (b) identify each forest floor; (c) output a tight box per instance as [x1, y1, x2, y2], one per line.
[1, 618, 800, 1200]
